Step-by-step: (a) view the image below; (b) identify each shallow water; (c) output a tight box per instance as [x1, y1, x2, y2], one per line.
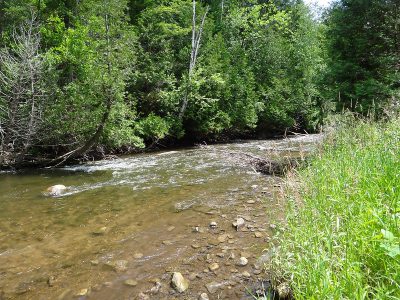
[0, 135, 321, 300]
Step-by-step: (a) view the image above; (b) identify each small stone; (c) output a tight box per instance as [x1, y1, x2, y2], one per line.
[124, 279, 138, 287]
[105, 260, 128, 272]
[191, 244, 201, 249]
[232, 218, 245, 231]
[167, 226, 175, 232]
[242, 271, 251, 278]
[150, 282, 162, 294]
[253, 269, 262, 275]
[92, 227, 107, 235]
[205, 282, 222, 294]
[199, 292, 210, 300]
[137, 292, 150, 300]
[47, 276, 55, 287]
[269, 224, 277, 230]
[217, 234, 228, 243]
[209, 221, 217, 228]
[216, 253, 225, 258]
[90, 260, 99, 266]
[171, 272, 189, 293]
[246, 200, 256, 204]
[277, 282, 291, 299]
[237, 257, 248, 266]
[254, 232, 263, 238]
[133, 253, 144, 259]
[162, 240, 173, 245]
[209, 263, 219, 271]
[74, 289, 89, 297]
[188, 273, 197, 281]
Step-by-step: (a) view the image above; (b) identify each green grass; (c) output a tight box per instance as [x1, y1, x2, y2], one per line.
[273, 117, 400, 299]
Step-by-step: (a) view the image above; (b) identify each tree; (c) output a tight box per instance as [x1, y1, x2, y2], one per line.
[326, 0, 400, 114]
[0, 12, 53, 164]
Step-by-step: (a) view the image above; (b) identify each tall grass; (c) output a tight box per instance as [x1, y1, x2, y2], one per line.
[273, 117, 400, 299]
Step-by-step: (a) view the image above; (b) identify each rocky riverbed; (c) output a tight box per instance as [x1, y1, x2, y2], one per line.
[0, 135, 321, 299]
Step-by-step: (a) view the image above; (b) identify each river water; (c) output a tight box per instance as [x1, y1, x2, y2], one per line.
[0, 135, 320, 300]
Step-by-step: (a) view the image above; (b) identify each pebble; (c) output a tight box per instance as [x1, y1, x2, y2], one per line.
[133, 253, 144, 259]
[242, 271, 251, 278]
[270, 224, 277, 230]
[254, 232, 263, 238]
[90, 260, 99, 266]
[150, 282, 162, 294]
[105, 260, 128, 272]
[232, 218, 245, 231]
[74, 289, 89, 297]
[47, 276, 55, 287]
[237, 257, 248, 266]
[167, 226, 175, 232]
[209, 263, 219, 271]
[137, 292, 150, 300]
[246, 200, 256, 204]
[209, 221, 217, 228]
[205, 282, 222, 294]
[162, 240, 173, 245]
[171, 272, 189, 293]
[216, 252, 225, 258]
[199, 292, 210, 300]
[191, 244, 201, 249]
[189, 273, 197, 281]
[217, 234, 228, 243]
[92, 227, 107, 235]
[124, 279, 138, 287]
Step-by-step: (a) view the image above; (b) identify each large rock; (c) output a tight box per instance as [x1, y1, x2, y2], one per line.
[171, 272, 189, 293]
[45, 185, 67, 196]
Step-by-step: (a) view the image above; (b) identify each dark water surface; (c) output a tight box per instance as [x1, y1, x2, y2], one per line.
[0, 135, 321, 300]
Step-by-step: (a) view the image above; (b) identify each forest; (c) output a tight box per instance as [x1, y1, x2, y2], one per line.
[0, 0, 397, 167]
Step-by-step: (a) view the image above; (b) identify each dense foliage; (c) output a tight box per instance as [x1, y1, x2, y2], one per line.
[0, 0, 324, 165]
[0, 0, 399, 165]
[325, 0, 400, 114]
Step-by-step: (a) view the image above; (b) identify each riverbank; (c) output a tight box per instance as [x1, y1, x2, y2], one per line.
[273, 118, 400, 298]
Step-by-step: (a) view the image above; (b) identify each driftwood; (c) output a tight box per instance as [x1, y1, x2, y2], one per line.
[226, 151, 303, 176]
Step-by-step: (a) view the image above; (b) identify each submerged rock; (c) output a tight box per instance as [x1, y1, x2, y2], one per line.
[74, 288, 89, 297]
[208, 263, 219, 271]
[237, 257, 248, 266]
[199, 292, 210, 300]
[124, 279, 138, 287]
[45, 184, 67, 197]
[171, 272, 189, 293]
[205, 281, 224, 294]
[232, 218, 245, 231]
[92, 227, 107, 235]
[105, 260, 128, 272]
[133, 253, 144, 259]
[209, 221, 217, 228]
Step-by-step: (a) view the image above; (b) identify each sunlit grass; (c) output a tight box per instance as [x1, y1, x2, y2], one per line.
[273, 117, 400, 299]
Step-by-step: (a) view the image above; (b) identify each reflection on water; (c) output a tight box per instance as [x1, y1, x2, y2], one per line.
[0, 135, 321, 299]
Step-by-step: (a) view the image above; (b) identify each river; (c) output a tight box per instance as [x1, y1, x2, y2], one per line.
[0, 135, 320, 300]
